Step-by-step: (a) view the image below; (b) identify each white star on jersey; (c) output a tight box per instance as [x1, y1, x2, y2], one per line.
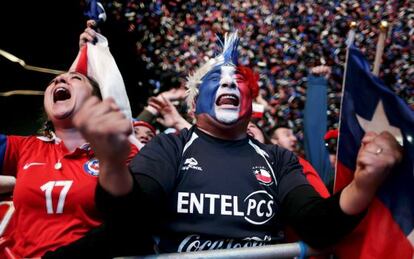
[356, 100, 403, 146]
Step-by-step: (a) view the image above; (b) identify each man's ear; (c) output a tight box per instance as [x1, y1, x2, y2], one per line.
[192, 97, 197, 109]
[188, 98, 197, 119]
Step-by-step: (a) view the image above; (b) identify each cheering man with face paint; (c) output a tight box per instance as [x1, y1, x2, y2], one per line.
[71, 31, 403, 255]
[184, 32, 259, 141]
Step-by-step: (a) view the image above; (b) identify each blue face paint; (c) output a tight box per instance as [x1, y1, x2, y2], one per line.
[196, 64, 251, 125]
[195, 66, 223, 118]
[187, 31, 255, 128]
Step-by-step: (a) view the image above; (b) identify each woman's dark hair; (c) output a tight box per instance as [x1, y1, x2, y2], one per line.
[38, 73, 102, 137]
[40, 119, 55, 138]
[87, 75, 102, 100]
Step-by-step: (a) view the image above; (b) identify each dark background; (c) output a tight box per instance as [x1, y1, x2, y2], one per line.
[0, 0, 149, 135]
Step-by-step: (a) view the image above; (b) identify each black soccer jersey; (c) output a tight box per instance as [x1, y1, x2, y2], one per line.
[130, 126, 310, 253]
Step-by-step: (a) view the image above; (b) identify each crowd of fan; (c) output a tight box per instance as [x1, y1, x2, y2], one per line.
[103, 0, 414, 145]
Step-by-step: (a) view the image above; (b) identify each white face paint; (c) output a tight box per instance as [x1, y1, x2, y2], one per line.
[214, 65, 241, 124]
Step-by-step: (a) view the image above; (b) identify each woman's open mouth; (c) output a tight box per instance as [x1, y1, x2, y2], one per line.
[53, 87, 71, 103]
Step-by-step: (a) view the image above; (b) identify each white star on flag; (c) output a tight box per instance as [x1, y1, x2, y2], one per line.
[408, 229, 414, 249]
[356, 100, 403, 146]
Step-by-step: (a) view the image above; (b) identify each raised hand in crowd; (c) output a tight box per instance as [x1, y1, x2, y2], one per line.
[69, 20, 97, 72]
[310, 65, 332, 79]
[147, 95, 191, 130]
[78, 20, 99, 48]
[303, 65, 335, 187]
[140, 87, 186, 117]
[160, 87, 187, 102]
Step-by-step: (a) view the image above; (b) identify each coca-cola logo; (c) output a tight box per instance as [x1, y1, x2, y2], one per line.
[177, 234, 271, 252]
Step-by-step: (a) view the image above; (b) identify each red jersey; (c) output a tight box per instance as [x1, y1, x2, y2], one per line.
[285, 156, 331, 257]
[0, 134, 138, 257]
[298, 157, 330, 198]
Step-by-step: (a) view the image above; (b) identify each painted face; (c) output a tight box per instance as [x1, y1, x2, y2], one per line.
[196, 64, 252, 124]
[44, 72, 95, 125]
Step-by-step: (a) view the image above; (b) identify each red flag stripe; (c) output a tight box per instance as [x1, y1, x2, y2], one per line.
[334, 161, 355, 193]
[75, 45, 88, 76]
[334, 198, 413, 258]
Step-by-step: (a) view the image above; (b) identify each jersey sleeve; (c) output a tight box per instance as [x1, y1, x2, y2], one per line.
[298, 157, 330, 198]
[1, 135, 25, 176]
[281, 185, 364, 248]
[272, 146, 310, 203]
[129, 133, 183, 194]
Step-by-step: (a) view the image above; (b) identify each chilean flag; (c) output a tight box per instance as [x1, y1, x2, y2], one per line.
[334, 46, 414, 258]
[254, 168, 272, 185]
[74, 36, 132, 120]
[73, 33, 143, 149]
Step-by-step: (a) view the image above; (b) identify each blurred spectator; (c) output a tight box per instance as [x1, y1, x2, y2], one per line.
[133, 120, 156, 145]
[270, 126, 298, 153]
[270, 124, 331, 195]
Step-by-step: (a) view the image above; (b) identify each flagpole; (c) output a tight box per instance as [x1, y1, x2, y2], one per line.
[372, 21, 389, 76]
[0, 49, 64, 75]
[0, 90, 44, 97]
[334, 21, 357, 193]
[341, 22, 357, 89]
